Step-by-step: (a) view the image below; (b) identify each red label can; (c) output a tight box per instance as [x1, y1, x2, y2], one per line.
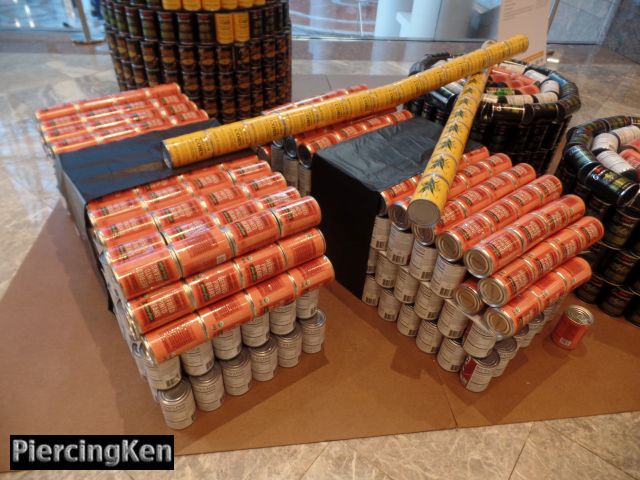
[228, 160, 272, 183]
[509, 214, 550, 249]
[459, 163, 492, 187]
[545, 228, 583, 262]
[224, 210, 281, 256]
[277, 228, 327, 267]
[95, 214, 157, 248]
[456, 186, 496, 214]
[111, 245, 183, 300]
[551, 305, 594, 350]
[186, 261, 244, 309]
[530, 272, 568, 307]
[217, 155, 260, 171]
[380, 178, 416, 209]
[151, 198, 208, 228]
[481, 200, 520, 229]
[138, 185, 191, 211]
[210, 199, 263, 225]
[478, 153, 512, 175]
[161, 216, 216, 243]
[199, 291, 255, 339]
[235, 244, 288, 288]
[288, 255, 335, 295]
[87, 197, 146, 228]
[127, 281, 195, 334]
[482, 258, 538, 306]
[448, 174, 470, 199]
[437, 201, 469, 231]
[505, 186, 544, 215]
[256, 186, 301, 209]
[243, 172, 287, 197]
[105, 231, 166, 264]
[491, 291, 543, 334]
[478, 175, 516, 201]
[185, 169, 234, 190]
[553, 256, 592, 292]
[246, 273, 297, 316]
[171, 228, 235, 277]
[567, 216, 605, 248]
[200, 185, 251, 211]
[529, 175, 563, 201]
[143, 313, 208, 364]
[499, 163, 536, 187]
[136, 176, 184, 193]
[271, 197, 322, 238]
[460, 146, 490, 167]
[523, 241, 564, 277]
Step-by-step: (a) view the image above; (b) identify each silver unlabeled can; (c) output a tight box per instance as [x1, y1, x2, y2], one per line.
[297, 163, 312, 196]
[144, 355, 182, 390]
[459, 349, 500, 393]
[362, 274, 381, 306]
[212, 326, 243, 360]
[394, 265, 420, 304]
[189, 363, 225, 411]
[220, 348, 253, 396]
[275, 323, 303, 367]
[375, 251, 399, 288]
[416, 319, 444, 354]
[270, 301, 297, 335]
[387, 224, 414, 265]
[397, 303, 421, 337]
[241, 312, 271, 347]
[371, 215, 392, 250]
[366, 247, 378, 274]
[437, 299, 470, 339]
[414, 281, 445, 320]
[180, 341, 215, 377]
[296, 288, 320, 319]
[437, 337, 466, 372]
[409, 240, 438, 281]
[283, 154, 299, 188]
[430, 255, 467, 298]
[378, 288, 401, 322]
[514, 324, 535, 348]
[299, 309, 326, 353]
[493, 337, 518, 377]
[158, 378, 197, 430]
[462, 322, 497, 358]
[249, 335, 279, 382]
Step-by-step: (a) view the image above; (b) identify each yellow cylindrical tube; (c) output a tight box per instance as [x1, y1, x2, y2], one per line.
[407, 68, 490, 227]
[162, 35, 528, 168]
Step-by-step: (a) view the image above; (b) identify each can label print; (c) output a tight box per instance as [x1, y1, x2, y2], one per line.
[187, 170, 234, 190]
[225, 210, 281, 256]
[462, 322, 496, 358]
[144, 356, 182, 390]
[201, 185, 250, 211]
[370, 215, 392, 250]
[409, 240, 438, 281]
[437, 337, 466, 372]
[378, 289, 401, 322]
[523, 242, 564, 278]
[171, 228, 235, 277]
[430, 255, 467, 298]
[437, 299, 470, 338]
[394, 265, 420, 304]
[437, 214, 495, 261]
[247, 273, 297, 316]
[180, 341, 215, 377]
[199, 292, 255, 340]
[414, 281, 445, 320]
[187, 262, 244, 309]
[190, 364, 225, 412]
[375, 251, 399, 288]
[95, 214, 157, 248]
[235, 244, 287, 289]
[387, 225, 414, 265]
[416, 319, 444, 354]
[277, 228, 326, 267]
[161, 217, 216, 244]
[362, 275, 382, 306]
[271, 197, 322, 238]
[241, 313, 271, 347]
[297, 288, 320, 319]
[459, 350, 499, 392]
[288, 256, 335, 295]
[128, 282, 194, 334]
[143, 313, 209, 364]
[397, 304, 421, 336]
[151, 199, 207, 228]
[212, 200, 263, 226]
[105, 233, 165, 264]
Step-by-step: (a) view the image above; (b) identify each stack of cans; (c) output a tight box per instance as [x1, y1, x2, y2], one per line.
[254, 85, 414, 193]
[87, 153, 333, 428]
[35, 83, 208, 155]
[362, 148, 604, 392]
[101, 0, 292, 122]
[404, 57, 580, 174]
[557, 115, 640, 326]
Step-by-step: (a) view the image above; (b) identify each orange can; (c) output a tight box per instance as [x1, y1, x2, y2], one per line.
[479, 257, 538, 306]
[246, 273, 297, 316]
[277, 228, 327, 267]
[448, 174, 470, 199]
[385, 110, 413, 123]
[161, 216, 216, 243]
[111, 244, 183, 300]
[199, 291, 255, 339]
[87, 196, 146, 228]
[217, 154, 260, 171]
[460, 146, 490, 167]
[151, 198, 208, 228]
[479, 174, 517, 200]
[200, 185, 251, 211]
[336, 123, 368, 140]
[380, 177, 417, 213]
[553, 256, 592, 292]
[227, 160, 272, 183]
[271, 197, 322, 238]
[224, 210, 281, 256]
[458, 163, 492, 187]
[454, 186, 495, 214]
[288, 255, 335, 295]
[544, 228, 584, 263]
[485, 290, 543, 336]
[436, 214, 496, 262]
[138, 185, 191, 211]
[530, 271, 568, 308]
[186, 261, 244, 309]
[235, 244, 288, 288]
[135, 176, 184, 194]
[522, 241, 564, 278]
[498, 163, 536, 187]
[183, 169, 234, 190]
[464, 229, 526, 278]
[94, 213, 157, 248]
[50, 133, 99, 154]
[126, 281, 195, 335]
[298, 132, 342, 166]
[255, 186, 301, 209]
[361, 115, 393, 131]
[477, 153, 512, 174]
[170, 227, 235, 276]
[104, 231, 166, 264]
[436, 201, 469, 232]
[210, 199, 263, 225]
[242, 172, 288, 197]
[510, 213, 550, 249]
[142, 313, 208, 364]
[528, 175, 563, 201]
[566, 216, 604, 248]
[481, 200, 521, 229]
[504, 186, 545, 215]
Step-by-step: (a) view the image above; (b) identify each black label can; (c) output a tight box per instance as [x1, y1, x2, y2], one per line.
[599, 285, 634, 317]
[197, 13, 215, 44]
[125, 6, 143, 38]
[574, 273, 606, 304]
[139, 9, 159, 40]
[215, 44, 234, 72]
[603, 210, 640, 248]
[602, 250, 639, 285]
[178, 43, 197, 72]
[157, 11, 176, 43]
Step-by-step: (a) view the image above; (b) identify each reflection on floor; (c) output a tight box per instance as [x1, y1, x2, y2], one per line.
[0, 35, 639, 480]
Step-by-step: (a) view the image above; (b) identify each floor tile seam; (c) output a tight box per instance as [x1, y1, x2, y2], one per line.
[544, 421, 640, 480]
[430, 357, 460, 429]
[296, 441, 331, 479]
[506, 422, 534, 480]
[341, 440, 398, 480]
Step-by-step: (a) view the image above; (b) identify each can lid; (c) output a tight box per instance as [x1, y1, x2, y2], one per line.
[299, 309, 326, 327]
[514, 324, 531, 337]
[566, 305, 595, 325]
[191, 362, 222, 383]
[478, 278, 507, 307]
[220, 347, 249, 367]
[495, 336, 518, 353]
[159, 378, 189, 403]
[476, 348, 500, 367]
[278, 323, 302, 341]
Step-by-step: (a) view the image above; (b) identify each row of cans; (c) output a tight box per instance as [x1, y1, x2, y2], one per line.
[103, 0, 289, 44]
[405, 57, 579, 174]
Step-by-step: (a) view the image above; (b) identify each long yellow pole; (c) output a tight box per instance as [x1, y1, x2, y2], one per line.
[162, 35, 528, 168]
[407, 67, 491, 227]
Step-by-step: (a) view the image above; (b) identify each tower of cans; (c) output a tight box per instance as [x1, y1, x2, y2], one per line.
[255, 84, 414, 194]
[101, 0, 292, 122]
[35, 83, 208, 155]
[86, 153, 333, 429]
[362, 147, 604, 392]
[404, 58, 580, 174]
[556, 115, 640, 325]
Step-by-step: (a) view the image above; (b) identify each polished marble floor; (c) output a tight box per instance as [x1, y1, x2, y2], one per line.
[0, 35, 639, 479]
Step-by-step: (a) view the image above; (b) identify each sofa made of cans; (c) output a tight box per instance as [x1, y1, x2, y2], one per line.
[556, 115, 640, 323]
[404, 53, 580, 174]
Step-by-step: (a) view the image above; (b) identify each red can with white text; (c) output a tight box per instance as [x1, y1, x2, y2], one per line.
[171, 228, 235, 277]
[136, 176, 184, 194]
[478, 174, 516, 201]
[478, 258, 539, 306]
[186, 261, 244, 309]
[224, 210, 281, 256]
[529, 175, 563, 201]
[94, 214, 158, 248]
[87, 197, 146, 228]
[498, 163, 536, 187]
[210, 199, 263, 225]
[566, 216, 605, 248]
[161, 216, 216, 243]
[255, 187, 301, 209]
[143, 313, 208, 364]
[235, 244, 288, 288]
[464, 229, 526, 278]
[436, 214, 496, 262]
[460, 146, 489, 167]
[278, 228, 327, 267]
[478, 153, 512, 175]
[151, 198, 208, 228]
[454, 186, 495, 215]
[127, 281, 195, 335]
[200, 185, 251, 212]
[105, 231, 167, 264]
[448, 174, 470, 199]
[271, 197, 322, 238]
[228, 161, 272, 183]
[523, 241, 564, 278]
[288, 255, 335, 296]
[484, 290, 543, 336]
[509, 214, 550, 250]
[437, 201, 469, 231]
[138, 185, 191, 211]
[552, 305, 595, 350]
[246, 273, 297, 316]
[184, 169, 234, 190]
[243, 172, 287, 197]
[199, 291, 255, 339]
[111, 245, 183, 300]
[218, 155, 260, 171]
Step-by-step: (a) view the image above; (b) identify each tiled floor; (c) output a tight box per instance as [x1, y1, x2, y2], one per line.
[1, 35, 639, 479]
